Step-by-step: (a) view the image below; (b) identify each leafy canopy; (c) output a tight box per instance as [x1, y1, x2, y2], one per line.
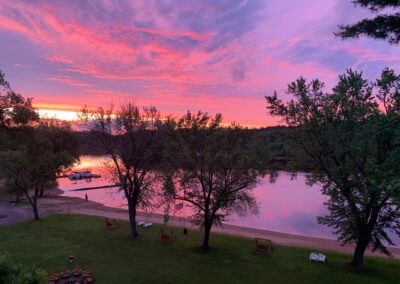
[266, 68, 400, 264]
[0, 70, 38, 128]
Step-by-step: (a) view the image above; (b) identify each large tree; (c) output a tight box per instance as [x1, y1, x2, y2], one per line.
[336, 0, 400, 44]
[0, 128, 78, 220]
[164, 111, 263, 250]
[0, 71, 77, 219]
[80, 103, 163, 238]
[266, 69, 400, 268]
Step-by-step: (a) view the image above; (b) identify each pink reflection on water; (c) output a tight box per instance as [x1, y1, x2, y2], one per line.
[225, 174, 332, 238]
[60, 156, 333, 239]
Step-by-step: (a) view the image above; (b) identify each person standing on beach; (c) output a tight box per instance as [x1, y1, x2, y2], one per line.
[85, 194, 88, 202]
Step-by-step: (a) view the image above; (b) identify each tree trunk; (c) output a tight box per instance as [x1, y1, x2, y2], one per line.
[351, 237, 369, 268]
[39, 185, 44, 197]
[14, 196, 20, 206]
[24, 190, 40, 221]
[352, 209, 379, 268]
[127, 199, 138, 238]
[32, 197, 40, 220]
[201, 220, 212, 251]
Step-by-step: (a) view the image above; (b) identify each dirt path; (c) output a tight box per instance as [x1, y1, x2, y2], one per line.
[1, 195, 400, 260]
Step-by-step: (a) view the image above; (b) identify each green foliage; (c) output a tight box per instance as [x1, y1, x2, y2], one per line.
[0, 127, 79, 219]
[0, 70, 79, 219]
[266, 68, 400, 267]
[164, 111, 264, 249]
[0, 252, 46, 284]
[336, 0, 400, 44]
[0, 70, 39, 128]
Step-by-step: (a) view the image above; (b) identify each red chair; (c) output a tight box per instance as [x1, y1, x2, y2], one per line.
[159, 228, 176, 243]
[254, 238, 273, 255]
[103, 218, 118, 230]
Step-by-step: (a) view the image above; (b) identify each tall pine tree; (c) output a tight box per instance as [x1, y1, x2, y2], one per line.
[336, 0, 400, 44]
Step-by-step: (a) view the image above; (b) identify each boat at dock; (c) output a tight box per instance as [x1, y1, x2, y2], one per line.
[68, 170, 100, 180]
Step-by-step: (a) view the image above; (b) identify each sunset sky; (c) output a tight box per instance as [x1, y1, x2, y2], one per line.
[0, 0, 399, 127]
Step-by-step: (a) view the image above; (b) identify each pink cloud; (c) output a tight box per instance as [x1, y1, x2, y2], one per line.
[47, 76, 93, 87]
[0, 1, 399, 127]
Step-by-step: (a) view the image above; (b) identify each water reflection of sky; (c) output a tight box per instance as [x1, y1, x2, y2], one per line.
[60, 156, 332, 238]
[63, 156, 400, 242]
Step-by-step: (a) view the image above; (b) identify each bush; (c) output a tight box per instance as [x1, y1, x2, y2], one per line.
[0, 252, 46, 284]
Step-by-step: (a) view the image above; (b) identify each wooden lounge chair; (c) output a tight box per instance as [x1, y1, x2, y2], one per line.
[159, 228, 176, 243]
[103, 218, 119, 230]
[254, 238, 273, 255]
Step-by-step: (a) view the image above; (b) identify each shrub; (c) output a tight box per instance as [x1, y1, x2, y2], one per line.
[0, 252, 46, 284]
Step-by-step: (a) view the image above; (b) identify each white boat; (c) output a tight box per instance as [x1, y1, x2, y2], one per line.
[68, 170, 94, 180]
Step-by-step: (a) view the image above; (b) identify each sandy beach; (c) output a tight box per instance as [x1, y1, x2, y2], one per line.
[1, 192, 399, 260]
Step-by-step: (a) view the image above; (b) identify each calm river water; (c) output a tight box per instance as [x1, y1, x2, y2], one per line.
[59, 156, 337, 239]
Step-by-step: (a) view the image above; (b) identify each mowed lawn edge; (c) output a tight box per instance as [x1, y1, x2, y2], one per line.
[0, 214, 399, 284]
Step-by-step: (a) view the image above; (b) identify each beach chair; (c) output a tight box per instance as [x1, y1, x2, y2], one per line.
[103, 218, 119, 230]
[309, 252, 326, 263]
[143, 222, 153, 228]
[254, 238, 273, 255]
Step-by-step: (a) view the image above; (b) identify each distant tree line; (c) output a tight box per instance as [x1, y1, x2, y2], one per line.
[75, 125, 304, 170]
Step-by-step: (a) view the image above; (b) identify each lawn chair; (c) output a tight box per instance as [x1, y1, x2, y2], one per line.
[254, 238, 273, 255]
[143, 222, 152, 228]
[309, 252, 326, 263]
[137, 221, 145, 226]
[159, 227, 176, 243]
[103, 218, 119, 230]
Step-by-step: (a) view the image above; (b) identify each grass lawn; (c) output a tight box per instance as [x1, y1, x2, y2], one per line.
[0, 215, 399, 284]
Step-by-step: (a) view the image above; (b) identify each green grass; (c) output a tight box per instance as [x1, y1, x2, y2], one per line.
[0, 215, 399, 284]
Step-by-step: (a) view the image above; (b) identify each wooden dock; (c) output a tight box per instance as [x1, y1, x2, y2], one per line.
[71, 184, 120, 191]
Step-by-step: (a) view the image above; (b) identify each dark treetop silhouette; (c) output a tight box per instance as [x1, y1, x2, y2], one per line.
[336, 0, 400, 44]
